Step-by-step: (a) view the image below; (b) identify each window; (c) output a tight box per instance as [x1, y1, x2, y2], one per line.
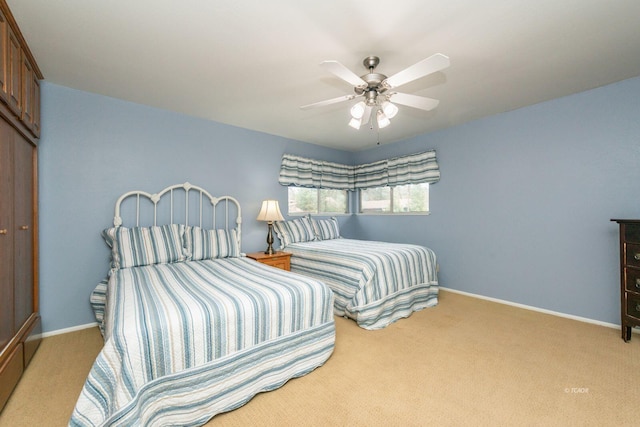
[288, 187, 349, 215]
[359, 183, 429, 214]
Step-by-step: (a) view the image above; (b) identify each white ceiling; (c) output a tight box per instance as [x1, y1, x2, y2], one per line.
[8, 0, 640, 151]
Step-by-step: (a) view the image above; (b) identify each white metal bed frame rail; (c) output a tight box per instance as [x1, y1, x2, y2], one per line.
[113, 182, 242, 249]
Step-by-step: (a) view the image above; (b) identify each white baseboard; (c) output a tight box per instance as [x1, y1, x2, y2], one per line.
[37, 289, 633, 338]
[40, 322, 98, 338]
[439, 286, 631, 332]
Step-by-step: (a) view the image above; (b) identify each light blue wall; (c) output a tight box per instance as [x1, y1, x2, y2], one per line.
[38, 82, 352, 333]
[352, 76, 640, 325]
[39, 76, 640, 333]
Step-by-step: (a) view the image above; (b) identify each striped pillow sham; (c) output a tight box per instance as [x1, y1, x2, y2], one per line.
[184, 226, 240, 260]
[312, 217, 340, 240]
[105, 224, 186, 269]
[273, 216, 316, 248]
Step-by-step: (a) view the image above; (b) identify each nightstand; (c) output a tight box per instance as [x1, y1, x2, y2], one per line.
[246, 251, 292, 271]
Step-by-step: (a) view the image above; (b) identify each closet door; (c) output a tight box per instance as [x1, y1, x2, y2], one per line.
[13, 132, 33, 328]
[0, 125, 14, 350]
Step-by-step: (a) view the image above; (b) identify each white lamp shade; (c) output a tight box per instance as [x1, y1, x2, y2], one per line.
[350, 101, 366, 119]
[348, 117, 361, 129]
[376, 109, 390, 129]
[257, 200, 284, 222]
[381, 101, 398, 119]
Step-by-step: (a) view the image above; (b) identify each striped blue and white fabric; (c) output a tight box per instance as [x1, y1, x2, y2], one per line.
[104, 224, 187, 269]
[184, 226, 240, 260]
[285, 239, 438, 330]
[387, 150, 440, 186]
[278, 153, 355, 190]
[278, 150, 440, 191]
[89, 279, 108, 336]
[273, 216, 316, 248]
[312, 217, 340, 240]
[72, 258, 335, 427]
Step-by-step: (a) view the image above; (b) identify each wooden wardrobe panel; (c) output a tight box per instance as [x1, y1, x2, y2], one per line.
[0, 8, 8, 104]
[6, 25, 19, 116]
[0, 343, 23, 411]
[0, 127, 13, 350]
[12, 132, 33, 328]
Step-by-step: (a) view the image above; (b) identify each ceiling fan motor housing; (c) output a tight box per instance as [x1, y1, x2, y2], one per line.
[354, 56, 388, 104]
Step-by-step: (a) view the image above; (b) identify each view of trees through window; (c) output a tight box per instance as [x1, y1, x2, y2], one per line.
[288, 188, 348, 215]
[360, 183, 429, 213]
[287, 184, 428, 215]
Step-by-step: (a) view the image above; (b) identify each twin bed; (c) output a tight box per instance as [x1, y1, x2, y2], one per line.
[70, 184, 335, 426]
[71, 183, 438, 426]
[274, 216, 439, 330]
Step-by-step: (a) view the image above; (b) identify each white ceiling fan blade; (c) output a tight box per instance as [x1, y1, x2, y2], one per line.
[320, 60, 367, 88]
[388, 92, 440, 111]
[300, 94, 356, 110]
[383, 53, 450, 89]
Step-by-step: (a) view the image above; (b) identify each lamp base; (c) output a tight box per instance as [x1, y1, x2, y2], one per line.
[264, 222, 276, 255]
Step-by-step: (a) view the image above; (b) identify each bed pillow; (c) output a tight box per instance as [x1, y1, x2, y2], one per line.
[273, 215, 316, 248]
[312, 217, 340, 240]
[102, 227, 119, 269]
[184, 226, 240, 260]
[104, 224, 186, 269]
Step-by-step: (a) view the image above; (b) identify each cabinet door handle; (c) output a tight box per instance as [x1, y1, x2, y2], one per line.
[636, 303, 640, 313]
[636, 278, 640, 289]
[0, 229, 7, 235]
[19, 225, 29, 230]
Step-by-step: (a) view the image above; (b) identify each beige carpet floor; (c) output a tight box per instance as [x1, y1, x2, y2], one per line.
[1, 290, 639, 426]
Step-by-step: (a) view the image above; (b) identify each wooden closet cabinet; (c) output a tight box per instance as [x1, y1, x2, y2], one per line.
[0, 2, 40, 139]
[0, 101, 40, 413]
[0, 0, 41, 412]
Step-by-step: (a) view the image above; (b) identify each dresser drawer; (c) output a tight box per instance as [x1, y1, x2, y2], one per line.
[262, 258, 290, 270]
[625, 268, 640, 293]
[624, 223, 640, 244]
[245, 252, 291, 271]
[625, 243, 640, 268]
[626, 294, 640, 321]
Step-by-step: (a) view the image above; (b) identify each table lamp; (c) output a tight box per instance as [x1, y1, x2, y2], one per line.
[256, 199, 284, 254]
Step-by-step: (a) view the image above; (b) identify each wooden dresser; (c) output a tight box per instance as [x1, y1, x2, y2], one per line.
[0, 0, 42, 412]
[611, 219, 640, 342]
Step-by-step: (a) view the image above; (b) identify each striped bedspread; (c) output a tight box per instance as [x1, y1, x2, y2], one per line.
[286, 239, 438, 330]
[71, 257, 335, 427]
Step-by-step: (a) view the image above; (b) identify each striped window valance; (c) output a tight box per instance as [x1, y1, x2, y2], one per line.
[387, 150, 440, 187]
[278, 154, 355, 190]
[279, 150, 439, 191]
[353, 160, 388, 189]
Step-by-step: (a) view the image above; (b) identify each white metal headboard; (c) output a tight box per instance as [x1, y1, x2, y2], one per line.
[113, 182, 242, 247]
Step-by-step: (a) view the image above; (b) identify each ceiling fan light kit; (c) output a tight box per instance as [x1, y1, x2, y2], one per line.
[381, 100, 398, 119]
[348, 117, 361, 130]
[301, 53, 450, 132]
[376, 109, 391, 129]
[350, 101, 366, 119]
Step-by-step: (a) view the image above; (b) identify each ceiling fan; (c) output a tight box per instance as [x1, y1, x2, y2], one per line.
[300, 53, 450, 130]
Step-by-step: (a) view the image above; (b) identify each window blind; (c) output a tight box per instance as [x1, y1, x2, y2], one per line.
[278, 154, 355, 190]
[279, 150, 439, 190]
